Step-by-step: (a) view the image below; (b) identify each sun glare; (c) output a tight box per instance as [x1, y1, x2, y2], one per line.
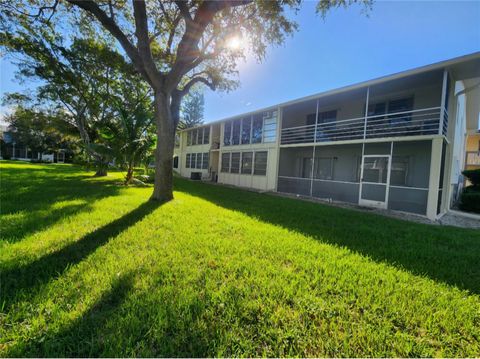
[226, 36, 243, 50]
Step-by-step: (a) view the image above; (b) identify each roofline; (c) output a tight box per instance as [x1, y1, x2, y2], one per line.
[179, 51, 480, 132]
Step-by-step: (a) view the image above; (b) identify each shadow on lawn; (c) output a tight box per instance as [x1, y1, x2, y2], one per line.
[175, 179, 480, 294]
[6, 271, 137, 357]
[0, 163, 120, 243]
[1, 200, 161, 311]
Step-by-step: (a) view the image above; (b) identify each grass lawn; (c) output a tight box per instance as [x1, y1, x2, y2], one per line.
[1, 161, 479, 357]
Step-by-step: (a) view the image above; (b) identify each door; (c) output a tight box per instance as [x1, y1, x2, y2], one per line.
[359, 155, 391, 209]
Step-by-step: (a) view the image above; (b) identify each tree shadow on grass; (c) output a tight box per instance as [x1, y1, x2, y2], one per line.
[1, 200, 162, 312]
[0, 164, 121, 243]
[175, 179, 480, 294]
[5, 271, 137, 357]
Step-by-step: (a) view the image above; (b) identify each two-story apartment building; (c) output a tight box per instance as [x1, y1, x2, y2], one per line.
[174, 52, 480, 220]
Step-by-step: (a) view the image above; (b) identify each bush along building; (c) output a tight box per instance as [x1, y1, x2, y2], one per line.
[174, 53, 480, 220]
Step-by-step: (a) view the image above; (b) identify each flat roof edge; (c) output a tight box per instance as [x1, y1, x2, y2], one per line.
[179, 51, 480, 132]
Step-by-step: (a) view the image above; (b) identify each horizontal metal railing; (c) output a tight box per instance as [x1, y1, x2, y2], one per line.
[281, 107, 446, 145]
[466, 151, 480, 166]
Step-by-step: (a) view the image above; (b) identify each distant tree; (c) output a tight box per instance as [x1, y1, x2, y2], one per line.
[94, 104, 155, 185]
[178, 91, 205, 130]
[1, 32, 152, 176]
[1, 0, 372, 200]
[5, 106, 78, 156]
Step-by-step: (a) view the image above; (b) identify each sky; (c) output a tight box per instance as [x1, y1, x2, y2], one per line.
[1, 0, 479, 125]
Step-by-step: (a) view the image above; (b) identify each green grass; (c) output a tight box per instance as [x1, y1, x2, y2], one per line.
[1, 160, 479, 357]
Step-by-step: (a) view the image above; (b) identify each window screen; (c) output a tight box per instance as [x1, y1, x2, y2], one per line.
[221, 153, 230, 172]
[241, 152, 253, 174]
[186, 153, 191, 168]
[191, 152, 196, 168]
[187, 131, 192, 146]
[230, 152, 240, 173]
[196, 153, 202, 169]
[254, 151, 268, 175]
[232, 119, 241, 145]
[203, 127, 209, 144]
[224, 122, 232, 146]
[263, 117, 277, 143]
[315, 157, 333, 180]
[202, 152, 209, 169]
[241, 117, 251, 144]
[252, 115, 263, 143]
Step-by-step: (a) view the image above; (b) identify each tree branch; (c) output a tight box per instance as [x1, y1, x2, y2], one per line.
[66, 0, 159, 87]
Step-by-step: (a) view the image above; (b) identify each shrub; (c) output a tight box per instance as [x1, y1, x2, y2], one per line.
[462, 169, 480, 187]
[459, 186, 480, 213]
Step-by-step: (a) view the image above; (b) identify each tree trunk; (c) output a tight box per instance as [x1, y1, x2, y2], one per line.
[94, 167, 108, 177]
[125, 163, 134, 184]
[150, 91, 175, 202]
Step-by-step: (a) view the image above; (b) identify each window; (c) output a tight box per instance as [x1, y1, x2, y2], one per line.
[302, 158, 313, 178]
[203, 127, 210, 144]
[221, 153, 230, 172]
[202, 152, 209, 169]
[232, 119, 241, 145]
[390, 156, 409, 186]
[196, 153, 202, 169]
[185, 154, 191, 168]
[241, 117, 251, 144]
[254, 151, 268, 175]
[252, 114, 263, 143]
[173, 156, 179, 168]
[175, 134, 180, 148]
[191, 152, 196, 168]
[263, 112, 277, 143]
[187, 131, 192, 146]
[314, 157, 333, 180]
[230, 152, 240, 173]
[318, 110, 337, 124]
[368, 102, 386, 117]
[192, 129, 198, 145]
[224, 122, 232, 146]
[241, 152, 253, 174]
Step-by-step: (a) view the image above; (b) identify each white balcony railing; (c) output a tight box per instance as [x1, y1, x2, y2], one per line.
[281, 107, 447, 145]
[466, 151, 480, 166]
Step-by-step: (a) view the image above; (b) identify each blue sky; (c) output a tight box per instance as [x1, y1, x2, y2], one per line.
[1, 1, 479, 124]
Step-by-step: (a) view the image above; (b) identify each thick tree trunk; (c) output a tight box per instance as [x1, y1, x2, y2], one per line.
[150, 91, 175, 202]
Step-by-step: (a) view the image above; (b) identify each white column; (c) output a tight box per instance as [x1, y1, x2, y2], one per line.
[274, 106, 283, 192]
[426, 137, 444, 220]
[309, 99, 320, 196]
[439, 70, 448, 135]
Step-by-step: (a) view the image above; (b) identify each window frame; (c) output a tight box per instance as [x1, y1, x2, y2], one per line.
[241, 151, 253, 174]
[221, 152, 231, 172]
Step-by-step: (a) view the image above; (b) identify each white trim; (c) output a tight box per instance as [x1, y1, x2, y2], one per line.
[389, 185, 428, 191]
[359, 154, 391, 209]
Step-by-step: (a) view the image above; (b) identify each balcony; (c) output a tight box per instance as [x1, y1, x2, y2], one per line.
[466, 151, 480, 166]
[281, 107, 448, 145]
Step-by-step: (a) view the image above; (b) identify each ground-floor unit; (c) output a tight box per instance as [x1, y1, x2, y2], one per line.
[174, 53, 480, 220]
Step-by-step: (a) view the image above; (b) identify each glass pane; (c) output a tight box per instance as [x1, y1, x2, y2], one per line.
[254, 151, 268, 175]
[191, 152, 196, 168]
[241, 117, 251, 144]
[186, 154, 190, 168]
[363, 157, 389, 183]
[314, 157, 333, 180]
[196, 153, 202, 169]
[202, 153, 209, 169]
[187, 131, 192, 146]
[221, 153, 230, 172]
[224, 122, 231, 146]
[232, 119, 241, 145]
[241, 152, 253, 174]
[203, 127, 209, 144]
[361, 183, 386, 202]
[230, 152, 240, 173]
[252, 115, 263, 143]
[192, 129, 197, 145]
